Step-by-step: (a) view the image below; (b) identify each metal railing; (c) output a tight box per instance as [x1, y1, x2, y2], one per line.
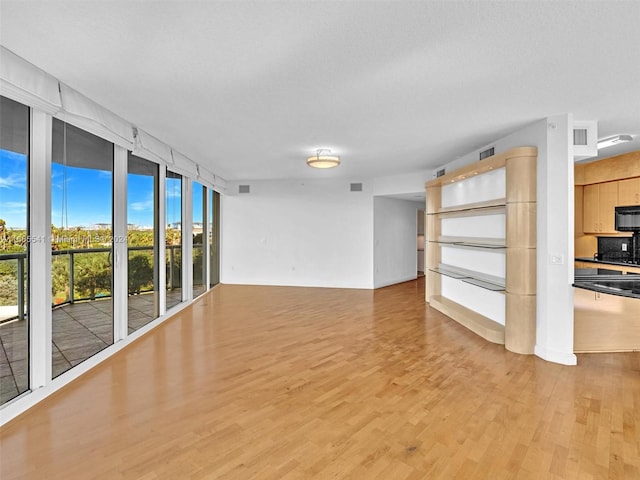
[0, 244, 198, 323]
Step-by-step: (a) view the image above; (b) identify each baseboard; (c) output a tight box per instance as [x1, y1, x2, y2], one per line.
[534, 344, 577, 365]
[373, 275, 418, 289]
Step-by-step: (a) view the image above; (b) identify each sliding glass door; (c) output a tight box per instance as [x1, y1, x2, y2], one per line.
[0, 96, 30, 404]
[165, 169, 182, 309]
[192, 181, 206, 298]
[51, 119, 114, 378]
[127, 153, 159, 332]
[209, 190, 220, 288]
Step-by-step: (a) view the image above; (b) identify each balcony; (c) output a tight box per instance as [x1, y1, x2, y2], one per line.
[0, 245, 193, 405]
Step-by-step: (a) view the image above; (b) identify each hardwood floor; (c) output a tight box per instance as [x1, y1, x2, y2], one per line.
[1, 278, 639, 479]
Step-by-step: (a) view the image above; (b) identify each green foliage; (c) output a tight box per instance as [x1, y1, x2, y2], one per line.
[128, 230, 154, 247]
[51, 256, 70, 304]
[74, 253, 111, 301]
[0, 274, 17, 306]
[128, 254, 153, 294]
[0, 219, 170, 304]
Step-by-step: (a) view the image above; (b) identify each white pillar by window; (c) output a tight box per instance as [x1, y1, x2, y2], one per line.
[158, 166, 167, 316]
[29, 110, 53, 387]
[182, 177, 193, 302]
[112, 145, 128, 342]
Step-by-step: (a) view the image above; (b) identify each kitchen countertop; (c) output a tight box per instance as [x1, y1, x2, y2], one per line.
[574, 268, 640, 299]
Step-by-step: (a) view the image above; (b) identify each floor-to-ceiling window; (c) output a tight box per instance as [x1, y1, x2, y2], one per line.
[51, 119, 114, 378]
[127, 153, 159, 332]
[209, 190, 220, 288]
[166, 169, 182, 309]
[0, 96, 30, 404]
[192, 181, 206, 298]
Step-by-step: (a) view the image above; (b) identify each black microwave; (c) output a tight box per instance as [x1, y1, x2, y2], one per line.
[615, 205, 640, 232]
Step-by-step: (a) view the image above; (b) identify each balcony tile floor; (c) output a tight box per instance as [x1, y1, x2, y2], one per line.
[0, 289, 183, 405]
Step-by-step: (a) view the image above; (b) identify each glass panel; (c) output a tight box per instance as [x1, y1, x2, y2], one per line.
[51, 119, 114, 378]
[0, 96, 30, 404]
[127, 153, 159, 332]
[192, 181, 206, 298]
[166, 169, 182, 309]
[209, 190, 220, 287]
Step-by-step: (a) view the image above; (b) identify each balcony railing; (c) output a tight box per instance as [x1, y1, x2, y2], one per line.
[0, 244, 198, 323]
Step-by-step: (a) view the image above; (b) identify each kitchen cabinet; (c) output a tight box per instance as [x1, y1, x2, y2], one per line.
[583, 182, 618, 233]
[574, 287, 640, 352]
[618, 177, 640, 206]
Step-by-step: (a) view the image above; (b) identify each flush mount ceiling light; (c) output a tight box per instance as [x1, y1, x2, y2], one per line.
[597, 134, 633, 150]
[306, 148, 340, 169]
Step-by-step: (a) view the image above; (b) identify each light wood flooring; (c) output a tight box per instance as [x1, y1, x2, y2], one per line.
[1, 278, 639, 479]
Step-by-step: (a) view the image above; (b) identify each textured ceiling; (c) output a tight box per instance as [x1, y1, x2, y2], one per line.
[1, 0, 639, 181]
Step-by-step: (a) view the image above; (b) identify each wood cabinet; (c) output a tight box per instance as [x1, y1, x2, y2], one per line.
[574, 287, 640, 352]
[582, 182, 618, 233]
[618, 177, 640, 206]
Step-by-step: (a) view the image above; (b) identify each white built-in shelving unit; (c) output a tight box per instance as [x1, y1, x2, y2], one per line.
[425, 147, 537, 353]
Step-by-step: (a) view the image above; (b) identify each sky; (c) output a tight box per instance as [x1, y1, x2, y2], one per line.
[0, 149, 27, 229]
[1, 148, 201, 230]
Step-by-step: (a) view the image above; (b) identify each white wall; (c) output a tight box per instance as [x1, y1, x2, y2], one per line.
[431, 117, 577, 365]
[372, 169, 431, 197]
[373, 197, 422, 288]
[221, 179, 374, 289]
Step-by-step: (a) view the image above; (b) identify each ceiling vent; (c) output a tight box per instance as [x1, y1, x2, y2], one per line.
[350, 183, 363, 192]
[479, 147, 495, 160]
[238, 185, 250, 194]
[573, 128, 588, 146]
[573, 120, 597, 161]
[436, 168, 446, 178]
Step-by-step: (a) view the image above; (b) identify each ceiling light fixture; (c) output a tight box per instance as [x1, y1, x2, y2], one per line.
[597, 134, 633, 150]
[306, 148, 340, 169]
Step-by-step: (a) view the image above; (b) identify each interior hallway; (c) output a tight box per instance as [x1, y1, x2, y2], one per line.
[0, 278, 638, 479]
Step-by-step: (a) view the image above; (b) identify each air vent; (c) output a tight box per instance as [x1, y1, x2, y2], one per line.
[350, 183, 363, 192]
[436, 168, 446, 178]
[238, 185, 250, 194]
[573, 128, 588, 146]
[479, 147, 495, 160]
[573, 120, 598, 160]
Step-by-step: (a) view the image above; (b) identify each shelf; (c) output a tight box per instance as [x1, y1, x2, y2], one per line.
[430, 266, 467, 279]
[434, 236, 506, 249]
[462, 278, 505, 291]
[432, 198, 506, 216]
[429, 264, 505, 292]
[428, 295, 505, 344]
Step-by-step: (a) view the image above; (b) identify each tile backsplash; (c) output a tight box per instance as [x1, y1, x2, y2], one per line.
[598, 236, 634, 255]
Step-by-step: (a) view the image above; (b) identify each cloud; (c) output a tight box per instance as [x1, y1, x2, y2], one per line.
[1, 201, 27, 209]
[166, 183, 182, 198]
[0, 174, 25, 189]
[130, 199, 153, 212]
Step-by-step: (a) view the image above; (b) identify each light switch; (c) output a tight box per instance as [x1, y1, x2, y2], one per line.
[550, 254, 565, 265]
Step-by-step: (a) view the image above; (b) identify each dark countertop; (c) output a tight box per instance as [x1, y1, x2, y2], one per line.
[574, 268, 640, 299]
[575, 257, 640, 268]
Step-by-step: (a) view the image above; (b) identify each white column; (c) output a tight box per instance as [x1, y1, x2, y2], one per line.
[112, 146, 128, 342]
[29, 110, 53, 387]
[204, 188, 211, 290]
[534, 114, 577, 365]
[158, 166, 166, 315]
[182, 177, 193, 301]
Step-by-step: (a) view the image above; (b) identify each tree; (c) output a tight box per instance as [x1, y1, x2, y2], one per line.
[128, 254, 153, 294]
[74, 253, 111, 300]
